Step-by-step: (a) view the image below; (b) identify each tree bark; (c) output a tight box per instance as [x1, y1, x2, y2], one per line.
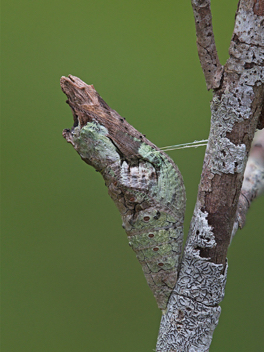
[156, 1, 264, 350]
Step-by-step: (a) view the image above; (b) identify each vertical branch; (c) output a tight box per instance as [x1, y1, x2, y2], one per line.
[191, 0, 223, 89]
[156, 1, 264, 350]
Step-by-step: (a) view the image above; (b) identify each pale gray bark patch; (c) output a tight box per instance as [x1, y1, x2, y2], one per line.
[175, 256, 227, 306]
[185, 208, 216, 252]
[156, 208, 227, 351]
[181, 208, 228, 306]
[234, 6, 264, 46]
[156, 294, 221, 352]
[209, 136, 246, 175]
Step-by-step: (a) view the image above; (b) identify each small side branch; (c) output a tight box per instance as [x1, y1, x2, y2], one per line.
[232, 129, 264, 238]
[257, 103, 264, 129]
[191, 0, 223, 90]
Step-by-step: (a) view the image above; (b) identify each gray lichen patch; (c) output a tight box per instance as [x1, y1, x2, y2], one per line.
[156, 293, 221, 351]
[233, 6, 264, 46]
[176, 257, 227, 306]
[186, 208, 216, 252]
[176, 207, 228, 306]
[207, 94, 249, 175]
[229, 41, 264, 67]
[209, 137, 247, 174]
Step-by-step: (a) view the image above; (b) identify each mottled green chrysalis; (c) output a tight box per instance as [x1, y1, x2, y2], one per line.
[61, 75, 186, 310]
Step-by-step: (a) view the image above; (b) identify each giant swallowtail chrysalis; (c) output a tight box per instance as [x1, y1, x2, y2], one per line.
[61, 75, 186, 310]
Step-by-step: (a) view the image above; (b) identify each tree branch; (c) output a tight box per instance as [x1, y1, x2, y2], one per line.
[232, 129, 264, 238]
[257, 101, 264, 129]
[191, 0, 223, 90]
[156, 1, 264, 350]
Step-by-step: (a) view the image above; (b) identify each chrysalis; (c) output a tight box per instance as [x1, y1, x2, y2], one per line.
[61, 75, 186, 310]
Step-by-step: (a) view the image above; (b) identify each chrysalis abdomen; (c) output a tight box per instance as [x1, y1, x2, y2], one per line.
[105, 145, 185, 309]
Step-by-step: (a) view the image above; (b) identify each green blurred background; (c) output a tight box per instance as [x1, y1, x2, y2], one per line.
[1, 1, 263, 351]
